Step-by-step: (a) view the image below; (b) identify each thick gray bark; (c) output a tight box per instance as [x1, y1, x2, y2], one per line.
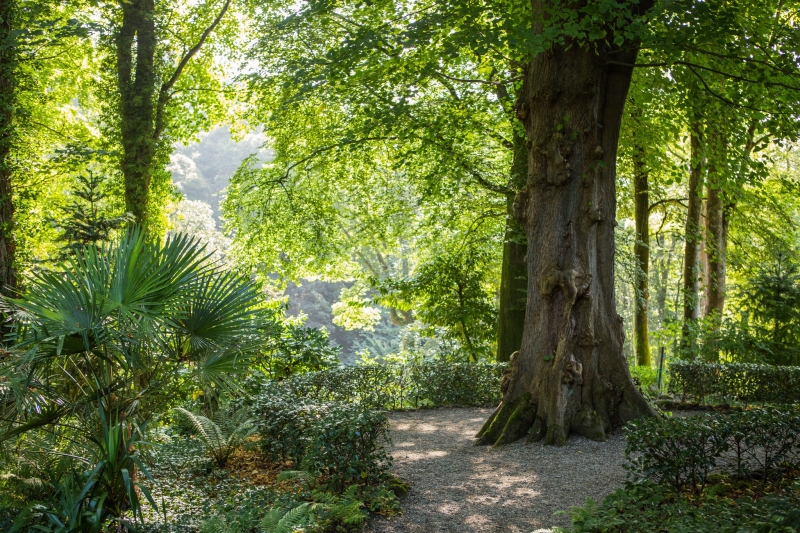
[478, 39, 655, 447]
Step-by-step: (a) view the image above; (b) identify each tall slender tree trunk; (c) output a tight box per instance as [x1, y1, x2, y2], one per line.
[681, 122, 704, 354]
[0, 0, 17, 302]
[704, 131, 732, 323]
[477, 41, 654, 447]
[633, 148, 650, 367]
[497, 128, 529, 362]
[703, 183, 727, 320]
[116, 0, 157, 225]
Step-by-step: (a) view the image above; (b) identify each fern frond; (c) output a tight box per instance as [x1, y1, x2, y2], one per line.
[199, 515, 232, 533]
[259, 507, 286, 532]
[277, 470, 316, 489]
[260, 503, 314, 533]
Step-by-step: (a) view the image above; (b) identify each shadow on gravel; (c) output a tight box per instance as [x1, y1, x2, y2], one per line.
[366, 407, 628, 533]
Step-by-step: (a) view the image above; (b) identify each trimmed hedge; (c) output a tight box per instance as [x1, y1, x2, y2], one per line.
[669, 361, 800, 405]
[249, 363, 505, 491]
[625, 408, 800, 494]
[279, 362, 507, 410]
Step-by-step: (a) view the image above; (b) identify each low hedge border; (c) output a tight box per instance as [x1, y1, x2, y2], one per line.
[624, 407, 800, 494]
[669, 361, 800, 405]
[278, 362, 508, 410]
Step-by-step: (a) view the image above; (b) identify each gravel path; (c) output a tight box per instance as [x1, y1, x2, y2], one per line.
[366, 407, 628, 533]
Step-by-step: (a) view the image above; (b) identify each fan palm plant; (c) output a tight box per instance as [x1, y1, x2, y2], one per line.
[0, 227, 265, 527]
[0, 226, 264, 440]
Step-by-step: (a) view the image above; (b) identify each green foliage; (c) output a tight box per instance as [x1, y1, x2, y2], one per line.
[0, 227, 264, 442]
[669, 362, 800, 405]
[260, 483, 376, 533]
[734, 252, 800, 366]
[253, 388, 391, 491]
[173, 407, 255, 467]
[259, 313, 341, 379]
[267, 363, 507, 410]
[563, 480, 800, 533]
[53, 173, 134, 258]
[12, 410, 158, 532]
[624, 408, 800, 494]
[375, 251, 499, 361]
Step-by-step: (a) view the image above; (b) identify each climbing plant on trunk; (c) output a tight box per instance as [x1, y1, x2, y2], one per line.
[0, 0, 16, 300]
[114, 0, 232, 226]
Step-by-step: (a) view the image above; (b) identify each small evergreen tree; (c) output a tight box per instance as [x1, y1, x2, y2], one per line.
[740, 251, 800, 365]
[55, 173, 133, 257]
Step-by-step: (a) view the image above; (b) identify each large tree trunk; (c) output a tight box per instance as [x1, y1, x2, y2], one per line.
[116, 0, 157, 226]
[681, 123, 704, 354]
[477, 43, 655, 447]
[496, 129, 529, 362]
[633, 148, 650, 367]
[0, 0, 17, 302]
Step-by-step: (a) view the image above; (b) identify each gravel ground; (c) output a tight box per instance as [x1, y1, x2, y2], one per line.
[365, 407, 629, 533]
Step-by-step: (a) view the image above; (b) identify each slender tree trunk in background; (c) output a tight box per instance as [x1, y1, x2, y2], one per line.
[116, 0, 157, 226]
[704, 180, 727, 321]
[0, 0, 17, 303]
[496, 128, 529, 362]
[681, 123, 704, 354]
[477, 39, 654, 447]
[633, 149, 650, 367]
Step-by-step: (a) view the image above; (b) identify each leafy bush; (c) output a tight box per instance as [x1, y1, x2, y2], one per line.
[253, 387, 391, 490]
[669, 361, 800, 404]
[563, 480, 800, 533]
[624, 408, 800, 494]
[258, 311, 341, 379]
[173, 407, 255, 467]
[303, 404, 391, 490]
[272, 362, 507, 410]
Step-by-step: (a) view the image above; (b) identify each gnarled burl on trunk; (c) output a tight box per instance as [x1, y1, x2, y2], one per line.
[477, 42, 655, 447]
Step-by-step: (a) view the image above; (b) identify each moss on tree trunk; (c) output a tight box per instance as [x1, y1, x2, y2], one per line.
[497, 129, 529, 362]
[633, 147, 650, 367]
[0, 0, 16, 301]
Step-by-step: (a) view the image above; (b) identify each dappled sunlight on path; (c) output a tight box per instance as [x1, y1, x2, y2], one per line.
[366, 407, 627, 533]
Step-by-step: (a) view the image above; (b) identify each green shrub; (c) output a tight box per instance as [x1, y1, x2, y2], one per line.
[252, 384, 321, 463]
[253, 387, 391, 491]
[669, 361, 800, 405]
[563, 480, 800, 533]
[270, 362, 506, 410]
[624, 408, 800, 494]
[173, 407, 255, 467]
[303, 404, 391, 491]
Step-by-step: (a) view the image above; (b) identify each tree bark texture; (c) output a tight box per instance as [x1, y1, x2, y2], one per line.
[477, 42, 655, 447]
[0, 0, 17, 300]
[496, 129, 529, 362]
[116, 0, 157, 225]
[681, 124, 704, 352]
[633, 149, 650, 367]
[703, 136, 728, 323]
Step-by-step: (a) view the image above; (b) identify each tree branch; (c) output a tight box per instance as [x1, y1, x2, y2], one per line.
[153, 0, 232, 142]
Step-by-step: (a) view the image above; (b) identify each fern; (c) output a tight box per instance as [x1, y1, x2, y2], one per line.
[277, 470, 316, 490]
[259, 502, 316, 533]
[200, 515, 238, 533]
[173, 407, 255, 467]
